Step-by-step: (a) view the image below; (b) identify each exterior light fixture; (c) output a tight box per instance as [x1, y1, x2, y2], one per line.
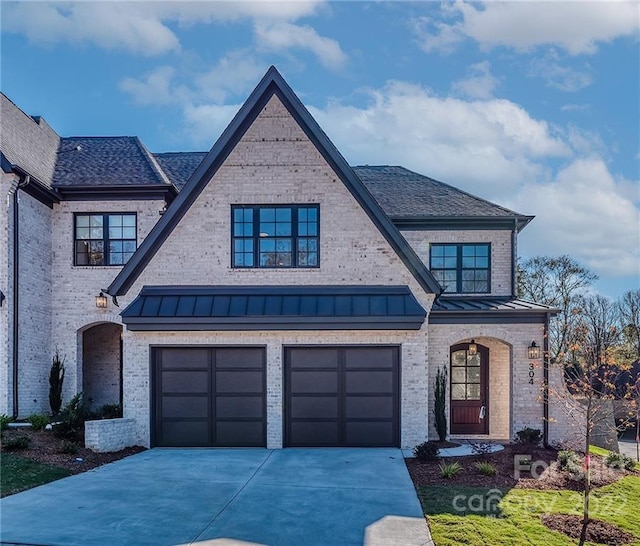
[468, 339, 478, 356]
[95, 292, 108, 309]
[528, 341, 541, 359]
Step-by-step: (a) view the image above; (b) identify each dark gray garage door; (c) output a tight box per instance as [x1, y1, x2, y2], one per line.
[153, 347, 265, 447]
[285, 346, 399, 447]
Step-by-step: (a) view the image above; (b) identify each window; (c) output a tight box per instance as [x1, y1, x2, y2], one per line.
[430, 243, 490, 293]
[232, 205, 319, 268]
[75, 213, 137, 266]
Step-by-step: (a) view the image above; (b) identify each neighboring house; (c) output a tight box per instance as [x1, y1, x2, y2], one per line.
[1, 67, 568, 450]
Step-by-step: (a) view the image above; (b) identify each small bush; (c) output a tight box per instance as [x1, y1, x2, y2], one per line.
[605, 452, 636, 471]
[49, 348, 65, 416]
[0, 414, 12, 433]
[53, 392, 89, 441]
[440, 461, 462, 479]
[557, 449, 579, 470]
[98, 404, 122, 420]
[413, 441, 440, 461]
[27, 413, 50, 431]
[475, 461, 497, 476]
[514, 427, 542, 445]
[470, 441, 494, 456]
[57, 440, 80, 454]
[3, 435, 30, 451]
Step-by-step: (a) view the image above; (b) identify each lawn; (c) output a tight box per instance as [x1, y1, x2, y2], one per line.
[590, 444, 640, 470]
[419, 476, 640, 546]
[1, 453, 71, 497]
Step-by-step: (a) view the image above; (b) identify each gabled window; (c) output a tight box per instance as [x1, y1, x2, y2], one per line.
[75, 213, 137, 266]
[430, 243, 490, 293]
[232, 205, 319, 268]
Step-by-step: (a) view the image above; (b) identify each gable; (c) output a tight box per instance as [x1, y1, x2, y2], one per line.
[107, 66, 441, 298]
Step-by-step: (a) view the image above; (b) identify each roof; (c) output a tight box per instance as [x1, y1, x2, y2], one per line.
[154, 152, 207, 189]
[53, 137, 173, 187]
[107, 66, 442, 297]
[0, 93, 60, 187]
[353, 166, 533, 231]
[430, 296, 559, 324]
[121, 285, 427, 331]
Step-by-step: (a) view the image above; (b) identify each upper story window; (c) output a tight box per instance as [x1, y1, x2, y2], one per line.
[430, 243, 490, 293]
[232, 205, 319, 268]
[75, 213, 137, 266]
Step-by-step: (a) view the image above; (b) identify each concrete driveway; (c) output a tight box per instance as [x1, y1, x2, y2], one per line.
[0, 448, 433, 546]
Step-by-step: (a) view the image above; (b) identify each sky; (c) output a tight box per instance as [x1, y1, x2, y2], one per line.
[1, 1, 638, 299]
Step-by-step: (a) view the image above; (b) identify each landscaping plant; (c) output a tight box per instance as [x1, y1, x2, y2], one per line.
[49, 349, 65, 416]
[475, 461, 497, 476]
[53, 392, 88, 441]
[433, 366, 447, 441]
[413, 441, 440, 461]
[604, 452, 635, 471]
[439, 461, 462, 479]
[0, 414, 12, 433]
[514, 427, 542, 445]
[57, 440, 80, 455]
[3, 436, 30, 451]
[27, 413, 50, 431]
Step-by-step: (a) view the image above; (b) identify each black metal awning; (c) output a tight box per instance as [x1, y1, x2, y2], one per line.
[121, 285, 427, 331]
[430, 296, 559, 324]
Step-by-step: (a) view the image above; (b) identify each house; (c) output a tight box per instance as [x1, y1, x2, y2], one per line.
[1, 67, 570, 450]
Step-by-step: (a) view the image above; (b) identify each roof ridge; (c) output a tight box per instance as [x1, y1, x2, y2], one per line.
[133, 137, 173, 187]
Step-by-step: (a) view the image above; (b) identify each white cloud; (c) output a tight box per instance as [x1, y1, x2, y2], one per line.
[309, 80, 569, 196]
[561, 104, 590, 112]
[182, 103, 242, 147]
[419, 1, 639, 55]
[452, 61, 499, 99]
[529, 50, 594, 92]
[120, 66, 186, 105]
[511, 158, 640, 277]
[254, 21, 347, 70]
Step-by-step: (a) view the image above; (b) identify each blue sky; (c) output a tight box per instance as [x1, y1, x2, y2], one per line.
[2, 1, 638, 298]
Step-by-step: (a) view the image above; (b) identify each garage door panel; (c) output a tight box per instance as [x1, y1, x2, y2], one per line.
[290, 371, 338, 393]
[345, 347, 396, 368]
[162, 396, 209, 419]
[162, 421, 210, 446]
[216, 396, 263, 419]
[345, 371, 394, 393]
[160, 348, 209, 369]
[290, 422, 339, 445]
[288, 348, 339, 368]
[345, 396, 393, 419]
[346, 422, 394, 446]
[290, 396, 338, 419]
[216, 371, 263, 393]
[216, 348, 263, 368]
[216, 422, 264, 446]
[162, 371, 209, 393]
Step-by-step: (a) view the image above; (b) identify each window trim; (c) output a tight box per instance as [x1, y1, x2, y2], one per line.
[73, 212, 138, 267]
[231, 204, 320, 269]
[429, 243, 491, 294]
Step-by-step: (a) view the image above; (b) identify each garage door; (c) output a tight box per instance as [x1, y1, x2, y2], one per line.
[285, 346, 399, 447]
[153, 347, 265, 447]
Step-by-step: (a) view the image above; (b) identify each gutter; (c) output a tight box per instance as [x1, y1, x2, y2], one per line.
[543, 311, 551, 448]
[12, 173, 31, 418]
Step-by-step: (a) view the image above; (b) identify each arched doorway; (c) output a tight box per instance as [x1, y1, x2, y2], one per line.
[82, 323, 122, 411]
[450, 341, 490, 435]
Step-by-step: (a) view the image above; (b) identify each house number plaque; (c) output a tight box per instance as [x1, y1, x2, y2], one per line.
[528, 363, 535, 385]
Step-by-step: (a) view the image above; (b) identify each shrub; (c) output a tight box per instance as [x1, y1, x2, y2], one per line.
[514, 427, 542, 445]
[440, 461, 462, 479]
[49, 349, 65, 416]
[53, 392, 89, 441]
[475, 461, 497, 476]
[557, 449, 579, 470]
[98, 404, 122, 420]
[605, 452, 636, 471]
[433, 367, 447, 442]
[27, 413, 50, 431]
[3, 435, 30, 450]
[470, 441, 495, 456]
[413, 441, 440, 461]
[0, 414, 12, 433]
[57, 440, 80, 454]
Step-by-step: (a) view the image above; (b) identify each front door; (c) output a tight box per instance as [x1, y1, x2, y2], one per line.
[450, 342, 489, 435]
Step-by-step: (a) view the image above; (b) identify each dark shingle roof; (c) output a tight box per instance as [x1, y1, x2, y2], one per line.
[53, 137, 172, 187]
[155, 152, 207, 189]
[352, 165, 528, 220]
[0, 93, 60, 186]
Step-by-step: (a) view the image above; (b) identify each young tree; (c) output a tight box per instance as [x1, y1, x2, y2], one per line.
[518, 255, 597, 362]
[618, 289, 640, 360]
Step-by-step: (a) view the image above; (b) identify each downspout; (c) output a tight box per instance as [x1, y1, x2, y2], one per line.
[12, 174, 31, 418]
[543, 311, 551, 448]
[511, 219, 517, 297]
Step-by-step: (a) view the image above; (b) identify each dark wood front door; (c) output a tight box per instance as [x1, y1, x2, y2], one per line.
[450, 343, 489, 435]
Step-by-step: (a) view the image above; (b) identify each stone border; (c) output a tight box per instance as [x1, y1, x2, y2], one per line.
[85, 418, 135, 453]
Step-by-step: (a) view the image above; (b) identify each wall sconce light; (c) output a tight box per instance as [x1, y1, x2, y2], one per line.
[468, 339, 478, 356]
[528, 341, 541, 359]
[95, 292, 108, 309]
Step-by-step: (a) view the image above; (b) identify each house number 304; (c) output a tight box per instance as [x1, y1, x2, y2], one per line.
[528, 363, 535, 385]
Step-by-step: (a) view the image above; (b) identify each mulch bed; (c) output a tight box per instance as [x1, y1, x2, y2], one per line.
[406, 443, 638, 491]
[541, 514, 635, 545]
[1, 428, 145, 473]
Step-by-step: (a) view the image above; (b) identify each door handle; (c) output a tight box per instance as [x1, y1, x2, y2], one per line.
[479, 406, 486, 420]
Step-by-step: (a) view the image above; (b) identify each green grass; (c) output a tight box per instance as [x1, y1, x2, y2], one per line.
[590, 444, 640, 470]
[1, 453, 71, 497]
[419, 476, 640, 546]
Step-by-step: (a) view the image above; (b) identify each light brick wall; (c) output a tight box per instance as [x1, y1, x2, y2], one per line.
[548, 362, 588, 450]
[82, 322, 122, 410]
[85, 418, 135, 452]
[429, 322, 547, 441]
[120, 95, 435, 449]
[401, 229, 513, 296]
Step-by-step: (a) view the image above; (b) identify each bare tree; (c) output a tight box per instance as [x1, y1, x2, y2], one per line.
[518, 255, 597, 362]
[618, 289, 640, 360]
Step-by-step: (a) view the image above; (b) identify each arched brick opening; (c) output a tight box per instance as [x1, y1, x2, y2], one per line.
[81, 322, 122, 411]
